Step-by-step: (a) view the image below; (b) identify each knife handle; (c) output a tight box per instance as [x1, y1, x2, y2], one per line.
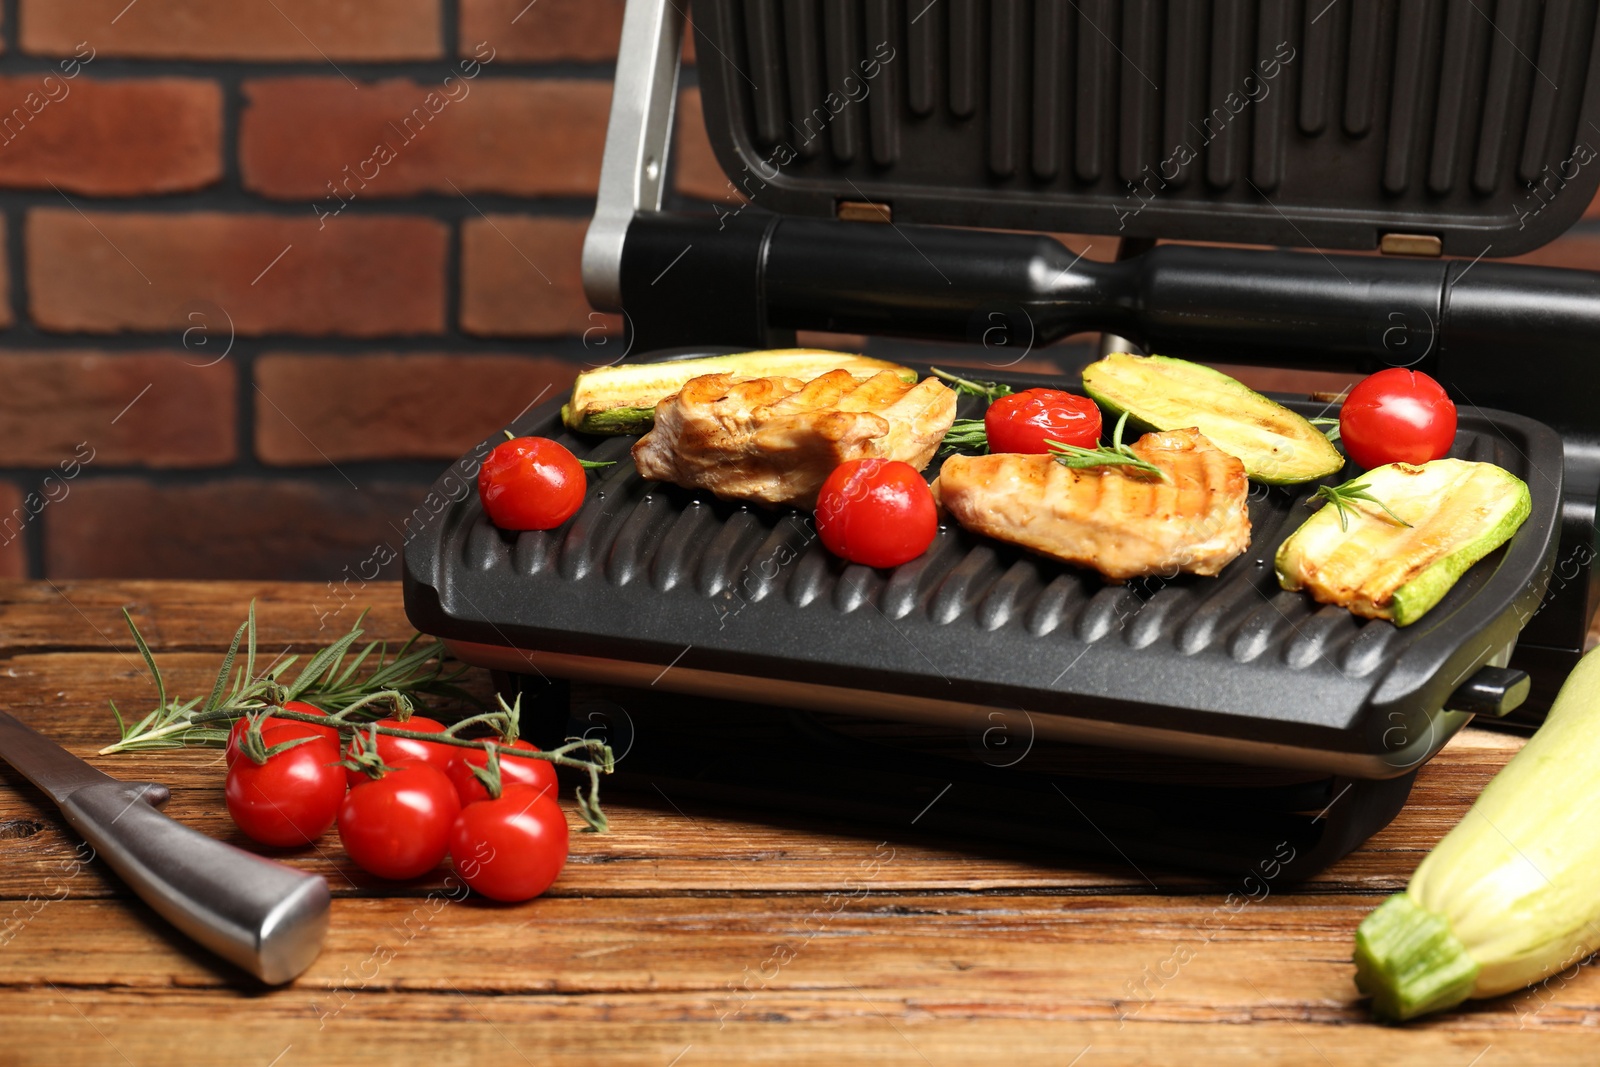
[59, 780, 329, 984]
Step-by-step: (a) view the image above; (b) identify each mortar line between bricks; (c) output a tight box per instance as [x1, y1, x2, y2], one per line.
[0, 464, 452, 487]
[6, 203, 24, 338]
[21, 194, 607, 217]
[236, 344, 258, 475]
[1, 0, 16, 55]
[0, 58, 626, 80]
[0, 335, 614, 355]
[441, 0, 460, 58]
[219, 69, 244, 193]
[20, 469, 45, 580]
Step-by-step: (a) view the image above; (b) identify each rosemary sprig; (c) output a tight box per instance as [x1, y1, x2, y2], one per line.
[1312, 476, 1413, 533]
[101, 604, 616, 831]
[1048, 411, 1167, 482]
[940, 418, 989, 454]
[99, 601, 477, 755]
[930, 367, 1014, 403]
[1310, 416, 1342, 444]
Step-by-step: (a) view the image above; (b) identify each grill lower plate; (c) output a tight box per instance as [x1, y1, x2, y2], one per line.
[404, 360, 1561, 780]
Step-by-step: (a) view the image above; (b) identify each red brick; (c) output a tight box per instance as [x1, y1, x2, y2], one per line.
[0, 353, 235, 468]
[255, 353, 579, 464]
[460, 0, 624, 62]
[459, 0, 695, 63]
[0, 482, 27, 578]
[241, 78, 610, 200]
[28, 210, 447, 337]
[0, 76, 219, 195]
[461, 215, 608, 337]
[675, 87, 734, 202]
[21, 0, 440, 61]
[45, 479, 428, 580]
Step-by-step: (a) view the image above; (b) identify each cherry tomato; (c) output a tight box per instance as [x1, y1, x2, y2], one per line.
[225, 727, 346, 848]
[343, 715, 455, 785]
[445, 739, 559, 808]
[815, 459, 938, 569]
[984, 388, 1102, 454]
[226, 701, 338, 767]
[449, 785, 570, 902]
[477, 435, 588, 530]
[1339, 369, 1457, 469]
[337, 760, 462, 880]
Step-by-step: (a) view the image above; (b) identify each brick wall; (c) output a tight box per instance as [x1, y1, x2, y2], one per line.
[2, 2, 1599, 583]
[0, 0, 707, 582]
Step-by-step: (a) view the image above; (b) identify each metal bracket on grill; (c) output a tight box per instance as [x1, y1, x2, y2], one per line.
[582, 0, 682, 312]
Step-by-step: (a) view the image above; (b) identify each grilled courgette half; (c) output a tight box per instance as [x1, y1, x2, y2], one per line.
[1275, 459, 1531, 626]
[561, 349, 917, 435]
[1082, 352, 1345, 484]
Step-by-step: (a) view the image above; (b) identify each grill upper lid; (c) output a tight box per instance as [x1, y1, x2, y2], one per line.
[689, 0, 1600, 256]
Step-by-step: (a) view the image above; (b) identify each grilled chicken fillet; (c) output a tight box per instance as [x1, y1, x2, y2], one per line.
[934, 428, 1251, 580]
[632, 369, 957, 507]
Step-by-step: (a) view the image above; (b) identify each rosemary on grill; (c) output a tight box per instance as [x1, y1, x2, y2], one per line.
[940, 418, 990, 454]
[1312, 476, 1412, 533]
[930, 367, 1014, 403]
[1310, 416, 1343, 444]
[1047, 411, 1167, 481]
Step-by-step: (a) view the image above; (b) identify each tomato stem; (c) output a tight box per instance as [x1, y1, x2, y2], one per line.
[254, 708, 613, 831]
[338, 724, 396, 780]
[467, 742, 505, 801]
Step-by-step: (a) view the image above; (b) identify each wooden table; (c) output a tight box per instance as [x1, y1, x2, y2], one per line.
[0, 580, 1595, 1066]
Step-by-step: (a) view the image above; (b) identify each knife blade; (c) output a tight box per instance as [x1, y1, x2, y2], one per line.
[0, 709, 329, 984]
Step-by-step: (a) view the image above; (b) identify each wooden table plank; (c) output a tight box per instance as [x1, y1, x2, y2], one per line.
[0, 579, 421, 656]
[0, 581, 1585, 1066]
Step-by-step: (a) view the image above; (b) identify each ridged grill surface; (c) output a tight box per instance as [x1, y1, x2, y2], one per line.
[409, 365, 1562, 751]
[692, 0, 1600, 255]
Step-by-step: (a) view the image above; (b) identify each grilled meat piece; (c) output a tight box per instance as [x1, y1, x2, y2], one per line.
[631, 369, 958, 507]
[934, 428, 1251, 580]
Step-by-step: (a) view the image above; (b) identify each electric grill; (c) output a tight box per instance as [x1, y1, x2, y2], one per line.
[405, 0, 1600, 876]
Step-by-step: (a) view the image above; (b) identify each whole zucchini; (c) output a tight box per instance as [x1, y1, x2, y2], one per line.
[561, 349, 916, 435]
[1081, 352, 1344, 484]
[1354, 645, 1600, 1020]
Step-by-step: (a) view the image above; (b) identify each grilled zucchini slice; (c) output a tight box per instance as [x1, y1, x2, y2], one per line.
[1275, 459, 1531, 626]
[1081, 352, 1344, 484]
[561, 349, 917, 435]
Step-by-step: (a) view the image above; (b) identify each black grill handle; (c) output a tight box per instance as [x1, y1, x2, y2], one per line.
[624, 211, 1600, 437]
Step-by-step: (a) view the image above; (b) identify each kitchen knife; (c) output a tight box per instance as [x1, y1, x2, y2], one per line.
[0, 708, 329, 984]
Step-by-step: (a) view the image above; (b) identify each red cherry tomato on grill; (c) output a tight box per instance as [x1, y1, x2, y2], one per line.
[226, 701, 338, 767]
[225, 727, 346, 848]
[343, 715, 455, 785]
[815, 458, 938, 569]
[449, 785, 570, 902]
[337, 759, 462, 880]
[445, 739, 560, 808]
[984, 389, 1102, 454]
[1338, 369, 1458, 469]
[478, 435, 588, 531]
